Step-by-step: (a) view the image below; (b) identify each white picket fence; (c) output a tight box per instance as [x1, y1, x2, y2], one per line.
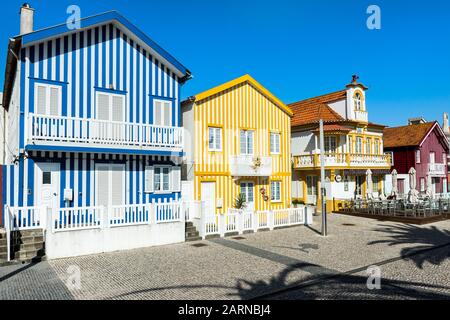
[197, 206, 313, 239]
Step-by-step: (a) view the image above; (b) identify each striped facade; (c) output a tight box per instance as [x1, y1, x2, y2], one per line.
[183, 75, 293, 214]
[2, 12, 190, 217]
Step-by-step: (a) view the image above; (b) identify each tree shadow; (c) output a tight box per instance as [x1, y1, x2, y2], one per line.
[368, 224, 450, 268]
[273, 243, 319, 254]
[232, 261, 450, 300]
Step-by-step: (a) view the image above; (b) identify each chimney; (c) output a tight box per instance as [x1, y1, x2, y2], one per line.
[20, 3, 34, 35]
[444, 113, 449, 134]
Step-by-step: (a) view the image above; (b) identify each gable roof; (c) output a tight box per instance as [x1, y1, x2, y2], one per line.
[384, 121, 449, 149]
[20, 11, 190, 77]
[289, 90, 347, 127]
[192, 74, 293, 117]
[3, 11, 191, 109]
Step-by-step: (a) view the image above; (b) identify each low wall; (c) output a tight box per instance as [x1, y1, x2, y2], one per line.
[45, 221, 185, 260]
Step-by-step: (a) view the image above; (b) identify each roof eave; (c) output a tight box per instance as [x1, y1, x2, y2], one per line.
[2, 37, 22, 110]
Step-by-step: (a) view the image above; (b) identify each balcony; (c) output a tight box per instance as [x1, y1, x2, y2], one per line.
[230, 155, 272, 177]
[354, 110, 368, 122]
[26, 113, 183, 153]
[293, 153, 391, 169]
[428, 163, 447, 177]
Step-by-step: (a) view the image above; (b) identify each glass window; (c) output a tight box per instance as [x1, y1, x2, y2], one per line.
[240, 130, 254, 155]
[366, 138, 371, 154]
[416, 150, 421, 164]
[348, 136, 353, 154]
[270, 133, 281, 154]
[324, 136, 337, 153]
[355, 137, 363, 154]
[372, 176, 379, 193]
[270, 181, 281, 202]
[306, 176, 317, 196]
[374, 139, 380, 155]
[43, 172, 51, 185]
[153, 167, 171, 192]
[208, 127, 222, 151]
[354, 92, 362, 110]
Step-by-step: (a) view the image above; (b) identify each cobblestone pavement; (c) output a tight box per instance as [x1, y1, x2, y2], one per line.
[1, 214, 449, 300]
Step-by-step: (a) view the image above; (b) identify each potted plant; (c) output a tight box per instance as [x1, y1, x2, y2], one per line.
[234, 194, 247, 210]
[292, 199, 305, 208]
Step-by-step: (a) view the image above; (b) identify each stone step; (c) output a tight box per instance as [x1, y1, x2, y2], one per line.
[12, 242, 44, 253]
[12, 229, 44, 238]
[185, 222, 194, 228]
[0, 238, 6, 246]
[186, 237, 202, 242]
[13, 248, 45, 261]
[185, 226, 197, 232]
[11, 235, 44, 245]
[185, 231, 199, 238]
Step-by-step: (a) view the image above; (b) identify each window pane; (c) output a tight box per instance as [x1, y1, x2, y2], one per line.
[43, 172, 51, 185]
[215, 128, 221, 150]
[163, 169, 170, 191]
[154, 168, 161, 191]
[240, 131, 246, 154]
[208, 128, 215, 150]
[247, 131, 253, 155]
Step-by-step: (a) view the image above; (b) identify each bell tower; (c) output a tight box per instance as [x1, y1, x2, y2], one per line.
[345, 75, 369, 122]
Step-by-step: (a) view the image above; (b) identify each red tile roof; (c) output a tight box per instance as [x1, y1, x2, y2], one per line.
[383, 122, 435, 148]
[311, 124, 352, 134]
[289, 90, 347, 127]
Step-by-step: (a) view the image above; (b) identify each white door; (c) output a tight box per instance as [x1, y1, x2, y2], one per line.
[240, 182, 255, 211]
[201, 182, 216, 215]
[306, 176, 318, 204]
[35, 163, 60, 210]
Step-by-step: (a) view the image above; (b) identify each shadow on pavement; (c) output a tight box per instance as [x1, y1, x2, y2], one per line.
[368, 224, 450, 268]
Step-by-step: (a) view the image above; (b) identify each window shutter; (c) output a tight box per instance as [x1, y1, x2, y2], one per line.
[97, 166, 110, 207]
[49, 87, 60, 116]
[154, 101, 162, 126]
[36, 85, 47, 115]
[163, 101, 172, 127]
[112, 96, 124, 122]
[171, 166, 181, 192]
[111, 166, 124, 206]
[145, 166, 154, 193]
[97, 93, 110, 121]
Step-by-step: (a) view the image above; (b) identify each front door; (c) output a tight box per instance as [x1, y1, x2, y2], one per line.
[201, 182, 216, 215]
[240, 182, 255, 211]
[35, 163, 60, 210]
[306, 176, 318, 204]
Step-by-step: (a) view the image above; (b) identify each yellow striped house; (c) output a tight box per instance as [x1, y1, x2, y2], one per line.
[181, 75, 293, 215]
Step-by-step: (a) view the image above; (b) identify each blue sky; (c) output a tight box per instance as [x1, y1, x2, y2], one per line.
[1, 0, 449, 127]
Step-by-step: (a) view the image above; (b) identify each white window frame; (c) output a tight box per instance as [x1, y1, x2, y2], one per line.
[324, 136, 337, 153]
[153, 99, 173, 127]
[355, 137, 363, 154]
[416, 150, 421, 164]
[354, 92, 362, 111]
[34, 82, 62, 116]
[270, 181, 282, 202]
[270, 132, 281, 154]
[240, 130, 254, 155]
[95, 91, 126, 122]
[153, 165, 171, 194]
[208, 127, 222, 152]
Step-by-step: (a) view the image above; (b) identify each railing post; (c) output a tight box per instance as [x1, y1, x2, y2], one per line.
[219, 213, 225, 238]
[45, 206, 54, 234]
[199, 202, 206, 240]
[102, 206, 109, 229]
[253, 211, 258, 233]
[236, 210, 243, 235]
[40, 205, 47, 231]
[5, 206, 11, 262]
[268, 210, 274, 231]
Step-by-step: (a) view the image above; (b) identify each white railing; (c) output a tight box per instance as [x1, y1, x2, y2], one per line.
[28, 113, 183, 150]
[199, 207, 313, 239]
[428, 163, 447, 176]
[6, 206, 46, 231]
[349, 154, 391, 167]
[109, 204, 150, 227]
[229, 155, 272, 177]
[54, 207, 103, 232]
[354, 110, 368, 122]
[154, 202, 182, 224]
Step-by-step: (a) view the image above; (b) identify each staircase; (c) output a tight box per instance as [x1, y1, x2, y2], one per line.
[0, 230, 7, 263]
[185, 222, 201, 242]
[10, 229, 45, 262]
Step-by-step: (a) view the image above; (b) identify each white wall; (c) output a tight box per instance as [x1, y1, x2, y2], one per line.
[6, 65, 21, 164]
[45, 222, 185, 260]
[328, 100, 347, 119]
[181, 102, 195, 181]
[291, 131, 315, 155]
[384, 174, 410, 195]
[330, 180, 356, 199]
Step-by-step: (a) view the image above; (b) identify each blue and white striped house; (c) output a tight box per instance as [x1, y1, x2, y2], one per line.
[1, 5, 192, 255]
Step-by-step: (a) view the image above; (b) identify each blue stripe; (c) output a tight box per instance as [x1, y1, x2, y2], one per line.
[21, 11, 190, 77]
[9, 165, 14, 206]
[27, 157, 34, 206]
[79, 31, 84, 118]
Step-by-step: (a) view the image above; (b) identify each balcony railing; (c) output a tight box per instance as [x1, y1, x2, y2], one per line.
[293, 153, 391, 169]
[354, 110, 368, 122]
[27, 113, 183, 151]
[230, 155, 272, 177]
[428, 163, 447, 176]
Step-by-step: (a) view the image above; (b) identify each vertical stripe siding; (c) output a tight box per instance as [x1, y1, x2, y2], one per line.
[194, 82, 292, 213]
[8, 23, 184, 210]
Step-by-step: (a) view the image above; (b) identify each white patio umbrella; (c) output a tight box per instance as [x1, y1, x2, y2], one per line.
[366, 169, 373, 199]
[408, 167, 419, 204]
[391, 169, 398, 196]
